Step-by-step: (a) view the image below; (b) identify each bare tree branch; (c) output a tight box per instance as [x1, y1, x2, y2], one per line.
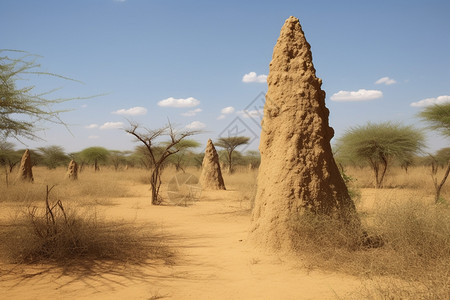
[125, 120, 201, 204]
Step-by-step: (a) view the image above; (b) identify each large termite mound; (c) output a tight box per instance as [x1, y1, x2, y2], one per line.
[249, 16, 357, 250]
[199, 139, 226, 190]
[16, 149, 34, 182]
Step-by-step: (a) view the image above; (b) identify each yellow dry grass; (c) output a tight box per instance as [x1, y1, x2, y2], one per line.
[0, 166, 152, 205]
[346, 165, 450, 196]
[0, 164, 449, 299]
[0, 166, 174, 274]
[221, 165, 450, 298]
[295, 166, 450, 299]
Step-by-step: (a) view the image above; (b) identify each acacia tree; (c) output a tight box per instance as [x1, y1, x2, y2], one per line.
[0, 141, 21, 173]
[126, 121, 200, 205]
[0, 50, 80, 141]
[1, 50, 92, 184]
[419, 103, 450, 137]
[0, 141, 21, 186]
[215, 136, 250, 174]
[165, 139, 200, 172]
[109, 150, 131, 171]
[429, 150, 450, 203]
[79, 147, 110, 171]
[244, 150, 261, 169]
[337, 122, 425, 188]
[36, 145, 69, 169]
[131, 145, 153, 169]
[131, 145, 167, 170]
[419, 103, 450, 202]
[434, 147, 450, 167]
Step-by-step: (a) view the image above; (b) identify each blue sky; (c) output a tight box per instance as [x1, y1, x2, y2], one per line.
[2, 0, 449, 154]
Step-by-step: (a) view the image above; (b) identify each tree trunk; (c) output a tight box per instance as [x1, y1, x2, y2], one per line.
[378, 157, 388, 188]
[372, 158, 388, 189]
[150, 171, 158, 205]
[175, 163, 185, 173]
[9, 162, 17, 173]
[370, 160, 380, 188]
[433, 159, 450, 203]
[227, 151, 233, 174]
[150, 167, 162, 205]
[4, 165, 9, 187]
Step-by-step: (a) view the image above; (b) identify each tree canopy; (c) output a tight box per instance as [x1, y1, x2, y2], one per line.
[337, 122, 425, 188]
[36, 145, 69, 169]
[434, 147, 450, 166]
[419, 103, 450, 202]
[164, 139, 201, 172]
[79, 147, 110, 171]
[0, 50, 80, 141]
[125, 121, 200, 204]
[215, 136, 250, 174]
[0, 141, 22, 173]
[419, 102, 450, 138]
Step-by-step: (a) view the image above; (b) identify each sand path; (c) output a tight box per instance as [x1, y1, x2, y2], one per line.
[1, 184, 363, 299]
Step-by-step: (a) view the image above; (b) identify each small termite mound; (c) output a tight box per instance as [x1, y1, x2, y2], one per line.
[16, 149, 34, 182]
[199, 139, 226, 190]
[66, 160, 79, 180]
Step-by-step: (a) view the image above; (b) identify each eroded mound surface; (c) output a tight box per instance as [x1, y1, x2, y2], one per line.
[250, 16, 356, 250]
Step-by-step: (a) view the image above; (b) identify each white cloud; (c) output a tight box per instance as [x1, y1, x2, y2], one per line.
[237, 109, 264, 118]
[410, 95, 450, 107]
[242, 72, 267, 83]
[375, 77, 397, 85]
[330, 89, 383, 102]
[112, 106, 147, 116]
[217, 115, 226, 120]
[85, 124, 99, 129]
[88, 135, 99, 139]
[181, 108, 202, 117]
[100, 122, 124, 130]
[81, 104, 88, 108]
[158, 97, 200, 108]
[221, 106, 235, 114]
[185, 121, 206, 130]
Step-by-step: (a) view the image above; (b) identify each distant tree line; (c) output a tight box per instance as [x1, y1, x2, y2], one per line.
[0, 141, 261, 173]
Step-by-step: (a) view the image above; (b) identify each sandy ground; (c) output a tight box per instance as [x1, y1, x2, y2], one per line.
[0, 184, 371, 300]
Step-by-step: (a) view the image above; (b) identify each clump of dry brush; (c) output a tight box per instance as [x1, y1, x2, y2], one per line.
[0, 185, 174, 272]
[291, 200, 450, 299]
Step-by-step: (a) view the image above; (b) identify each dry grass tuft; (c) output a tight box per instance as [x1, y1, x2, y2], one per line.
[0, 182, 45, 203]
[291, 213, 365, 252]
[0, 203, 174, 272]
[291, 199, 450, 299]
[0, 176, 174, 274]
[375, 200, 450, 262]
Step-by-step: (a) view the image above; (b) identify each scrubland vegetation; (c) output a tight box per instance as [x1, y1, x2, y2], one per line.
[0, 167, 174, 275]
[1, 51, 449, 296]
[1, 118, 450, 298]
[0, 162, 449, 298]
[293, 165, 450, 299]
